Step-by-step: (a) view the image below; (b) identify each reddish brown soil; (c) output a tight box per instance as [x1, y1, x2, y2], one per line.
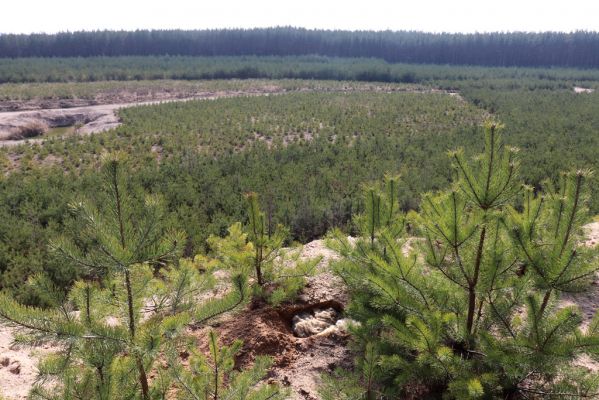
[189, 243, 353, 400]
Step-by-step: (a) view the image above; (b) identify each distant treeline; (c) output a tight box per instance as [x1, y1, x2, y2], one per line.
[3, 56, 599, 85]
[2, 28, 599, 68]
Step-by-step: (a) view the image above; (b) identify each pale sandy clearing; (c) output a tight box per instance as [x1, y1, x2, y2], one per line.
[574, 86, 595, 94]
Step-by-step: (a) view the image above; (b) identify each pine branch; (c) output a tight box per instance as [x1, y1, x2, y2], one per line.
[192, 275, 248, 328]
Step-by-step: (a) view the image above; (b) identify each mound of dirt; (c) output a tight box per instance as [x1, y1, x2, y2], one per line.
[190, 298, 352, 399]
[190, 240, 352, 399]
[5, 121, 48, 140]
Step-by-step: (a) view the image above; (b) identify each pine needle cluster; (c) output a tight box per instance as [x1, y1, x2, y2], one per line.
[330, 122, 599, 399]
[167, 330, 288, 400]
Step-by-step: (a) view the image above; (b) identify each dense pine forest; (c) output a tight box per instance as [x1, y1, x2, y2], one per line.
[2, 28, 599, 67]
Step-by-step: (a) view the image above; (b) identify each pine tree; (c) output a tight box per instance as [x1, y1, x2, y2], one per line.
[241, 192, 320, 304]
[318, 343, 384, 400]
[0, 154, 249, 400]
[244, 192, 287, 287]
[330, 122, 599, 398]
[168, 330, 288, 400]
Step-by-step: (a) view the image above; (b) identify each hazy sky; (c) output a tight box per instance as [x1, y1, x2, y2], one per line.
[2, 0, 599, 34]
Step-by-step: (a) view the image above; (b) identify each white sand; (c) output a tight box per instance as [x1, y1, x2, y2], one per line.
[0, 325, 58, 399]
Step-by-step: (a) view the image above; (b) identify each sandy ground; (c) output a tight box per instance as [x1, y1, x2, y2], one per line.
[574, 86, 595, 94]
[564, 222, 599, 372]
[0, 326, 59, 399]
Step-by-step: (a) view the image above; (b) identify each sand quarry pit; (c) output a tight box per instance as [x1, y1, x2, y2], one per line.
[0, 103, 122, 142]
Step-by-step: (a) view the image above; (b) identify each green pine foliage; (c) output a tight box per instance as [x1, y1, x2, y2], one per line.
[319, 342, 386, 400]
[168, 330, 288, 400]
[0, 155, 250, 400]
[202, 194, 319, 306]
[5, 28, 599, 67]
[318, 368, 367, 400]
[6, 65, 599, 303]
[1, 89, 487, 302]
[330, 122, 599, 398]
[244, 192, 320, 304]
[0, 55, 598, 85]
[244, 192, 288, 287]
[9, 82, 599, 301]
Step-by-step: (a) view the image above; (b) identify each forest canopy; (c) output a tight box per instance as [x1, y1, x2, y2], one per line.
[2, 28, 599, 68]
